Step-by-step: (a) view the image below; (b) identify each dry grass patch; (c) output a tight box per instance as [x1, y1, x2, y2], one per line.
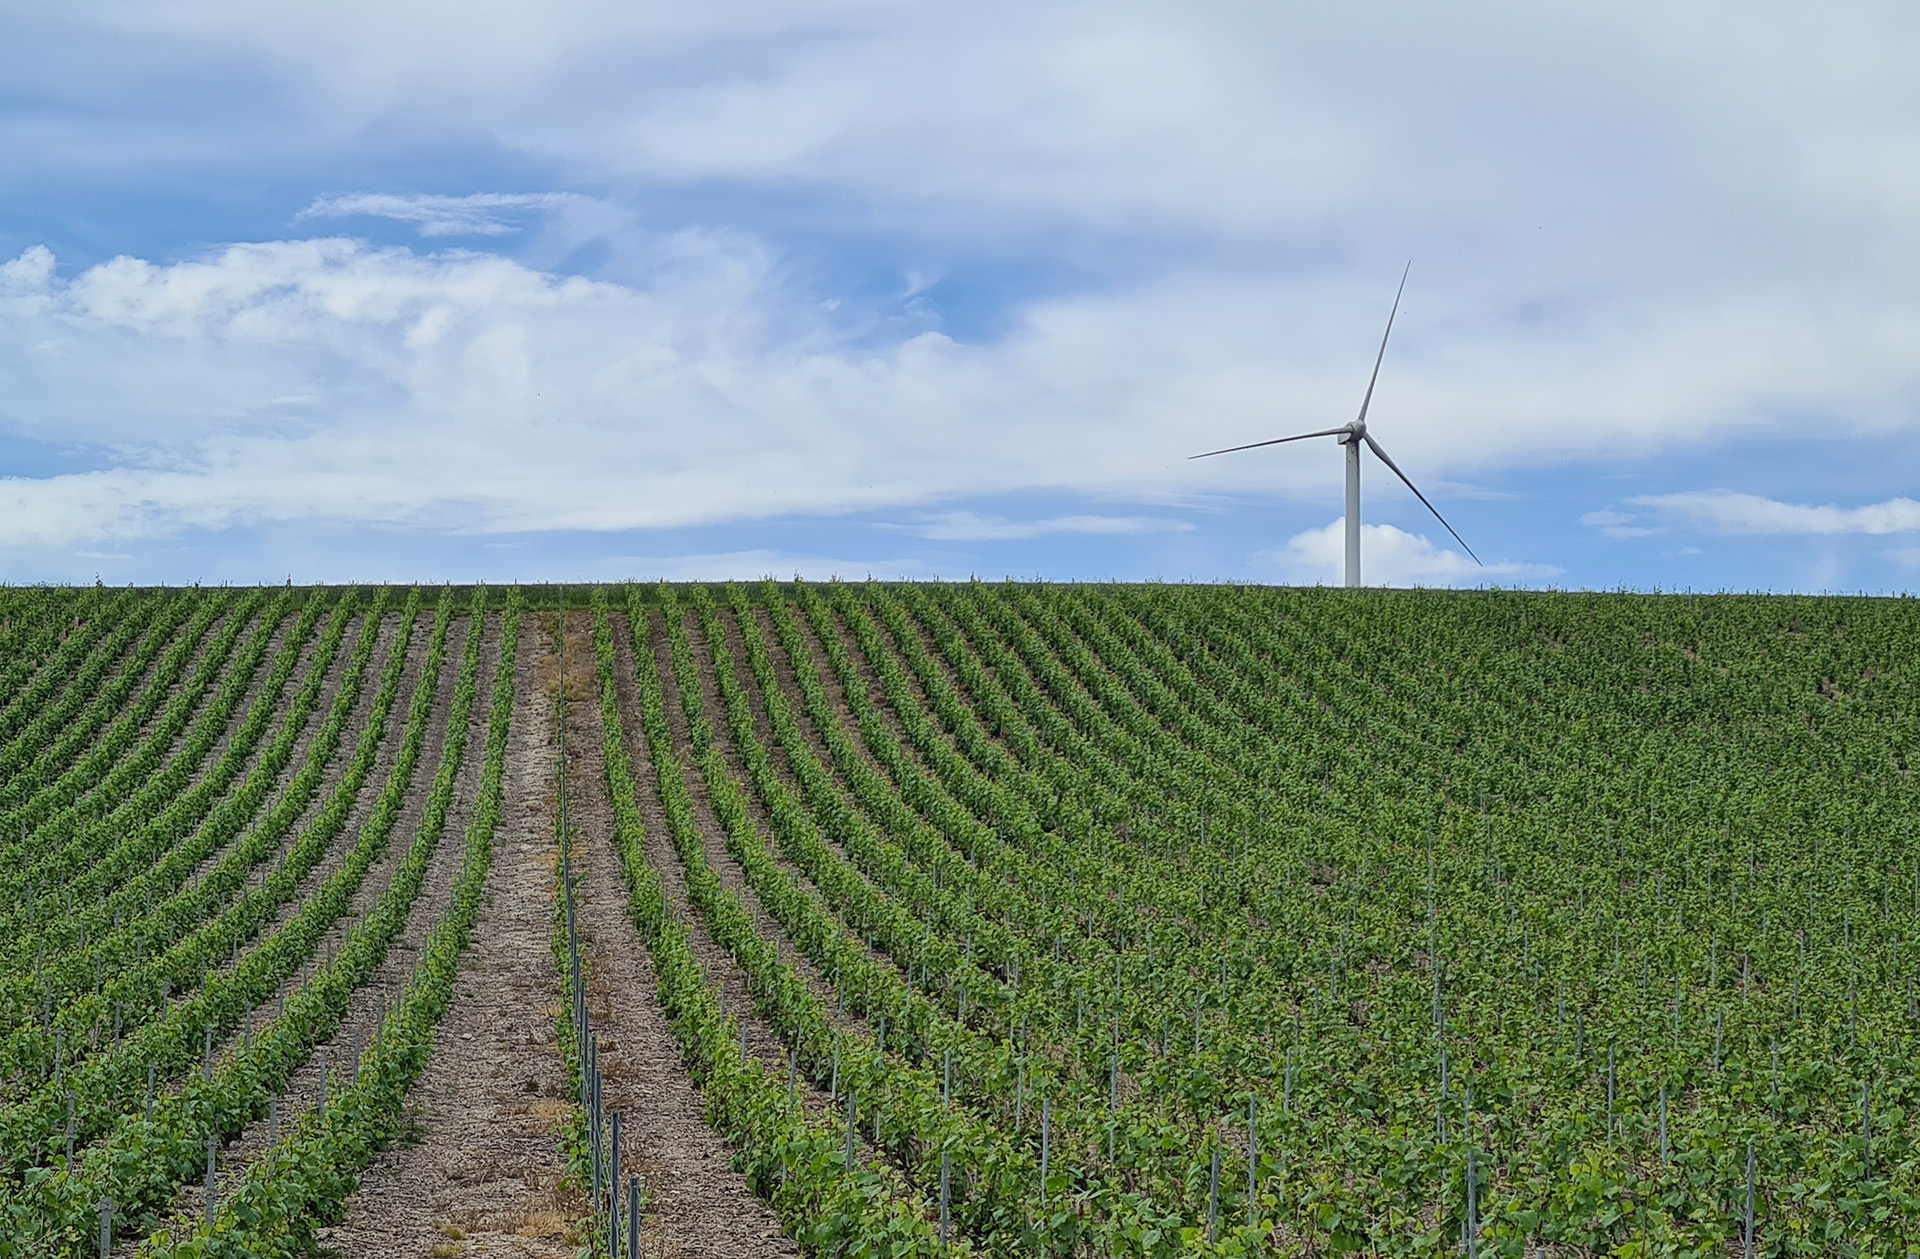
[510, 1207, 579, 1245]
[524, 1096, 571, 1130]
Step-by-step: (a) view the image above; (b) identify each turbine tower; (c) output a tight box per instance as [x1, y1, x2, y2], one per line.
[1190, 264, 1481, 587]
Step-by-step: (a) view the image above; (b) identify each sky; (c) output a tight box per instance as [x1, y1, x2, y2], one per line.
[2, 1, 1919, 591]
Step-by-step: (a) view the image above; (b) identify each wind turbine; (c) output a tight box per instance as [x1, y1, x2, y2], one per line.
[1190, 264, 1480, 588]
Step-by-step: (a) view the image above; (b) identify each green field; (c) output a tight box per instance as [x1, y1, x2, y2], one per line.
[0, 581, 1914, 1256]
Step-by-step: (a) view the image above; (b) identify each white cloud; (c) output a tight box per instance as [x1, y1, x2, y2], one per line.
[297, 192, 588, 237]
[880, 511, 1193, 541]
[0, 235, 1235, 548]
[1635, 490, 1920, 536]
[1259, 519, 1561, 587]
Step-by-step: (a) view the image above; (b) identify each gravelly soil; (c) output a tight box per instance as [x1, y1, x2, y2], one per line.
[131, 602, 950, 1259]
[316, 610, 578, 1259]
[562, 609, 797, 1259]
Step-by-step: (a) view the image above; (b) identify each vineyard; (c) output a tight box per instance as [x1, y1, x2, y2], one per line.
[0, 581, 1915, 1257]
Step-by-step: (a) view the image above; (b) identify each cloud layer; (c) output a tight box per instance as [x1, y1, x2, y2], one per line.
[2, 2, 1919, 585]
[5, 217, 1918, 564]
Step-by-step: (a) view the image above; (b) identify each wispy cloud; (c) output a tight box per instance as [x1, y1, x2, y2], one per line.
[1259, 519, 1560, 587]
[297, 193, 585, 237]
[587, 549, 927, 581]
[1580, 508, 1660, 539]
[880, 512, 1194, 541]
[1634, 491, 1920, 536]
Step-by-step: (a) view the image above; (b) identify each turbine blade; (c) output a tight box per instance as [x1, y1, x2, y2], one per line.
[1354, 260, 1411, 428]
[1362, 432, 1483, 565]
[1189, 427, 1349, 459]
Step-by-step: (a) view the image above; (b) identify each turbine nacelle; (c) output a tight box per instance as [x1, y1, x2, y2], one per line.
[1338, 420, 1366, 445]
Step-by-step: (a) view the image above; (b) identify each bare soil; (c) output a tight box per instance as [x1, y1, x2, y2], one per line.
[312, 611, 583, 1259]
[559, 609, 797, 1259]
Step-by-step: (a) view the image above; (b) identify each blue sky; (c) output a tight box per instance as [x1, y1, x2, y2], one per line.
[3, 2, 1919, 591]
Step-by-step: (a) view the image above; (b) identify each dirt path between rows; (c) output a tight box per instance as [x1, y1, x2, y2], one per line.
[563, 609, 796, 1259]
[312, 611, 584, 1259]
